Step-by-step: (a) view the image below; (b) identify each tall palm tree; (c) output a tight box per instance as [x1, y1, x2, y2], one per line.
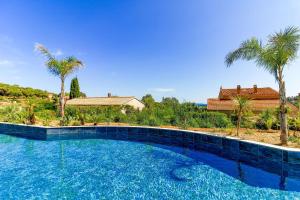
[233, 96, 251, 136]
[36, 44, 83, 117]
[225, 26, 300, 145]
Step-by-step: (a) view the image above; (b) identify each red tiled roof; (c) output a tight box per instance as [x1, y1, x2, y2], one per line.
[207, 98, 298, 112]
[219, 87, 279, 100]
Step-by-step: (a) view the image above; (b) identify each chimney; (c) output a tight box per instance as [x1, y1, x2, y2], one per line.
[108, 93, 111, 97]
[218, 86, 223, 99]
[237, 85, 241, 94]
[253, 85, 258, 93]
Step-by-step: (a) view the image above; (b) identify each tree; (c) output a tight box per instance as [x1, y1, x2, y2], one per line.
[177, 103, 191, 129]
[225, 26, 300, 145]
[80, 92, 86, 98]
[70, 77, 80, 99]
[36, 44, 83, 117]
[161, 97, 179, 108]
[233, 96, 251, 136]
[141, 94, 155, 109]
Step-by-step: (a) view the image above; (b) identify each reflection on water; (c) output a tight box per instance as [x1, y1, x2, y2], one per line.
[155, 143, 298, 192]
[280, 176, 286, 190]
[59, 142, 65, 170]
[24, 140, 34, 155]
[0, 134, 296, 192]
[237, 162, 244, 182]
[0, 135, 19, 144]
[0, 134, 299, 199]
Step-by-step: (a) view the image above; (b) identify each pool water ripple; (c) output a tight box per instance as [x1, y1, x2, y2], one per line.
[0, 134, 299, 199]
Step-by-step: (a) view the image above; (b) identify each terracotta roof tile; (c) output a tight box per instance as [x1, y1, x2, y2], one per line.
[219, 87, 279, 100]
[207, 98, 298, 112]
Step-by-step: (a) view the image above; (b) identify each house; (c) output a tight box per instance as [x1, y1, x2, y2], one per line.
[66, 93, 145, 111]
[207, 85, 298, 113]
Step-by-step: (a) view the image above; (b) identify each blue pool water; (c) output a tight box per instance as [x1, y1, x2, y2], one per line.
[0, 134, 300, 199]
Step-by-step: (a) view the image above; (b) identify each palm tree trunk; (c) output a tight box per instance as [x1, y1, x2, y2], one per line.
[236, 112, 241, 136]
[279, 79, 288, 145]
[60, 78, 65, 117]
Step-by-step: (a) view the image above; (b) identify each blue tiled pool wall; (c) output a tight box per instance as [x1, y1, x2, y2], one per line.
[0, 123, 46, 140]
[1, 123, 300, 179]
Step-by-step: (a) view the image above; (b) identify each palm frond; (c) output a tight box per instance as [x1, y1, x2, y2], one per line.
[60, 56, 84, 78]
[267, 26, 300, 66]
[66, 56, 83, 67]
[36, 44, 84, 79]
[233, 96, 251, 114]
[47, 59, 62, 76]
[225, 26, 300, 82]
[35, 43, 54, 60]
[256, 48, 279, 78]
[225, 38, 262, 67]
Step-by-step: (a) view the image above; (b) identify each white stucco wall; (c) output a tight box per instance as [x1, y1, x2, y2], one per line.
[125, 99, 145, 111]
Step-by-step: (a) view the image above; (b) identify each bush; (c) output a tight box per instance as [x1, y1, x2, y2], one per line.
[65, 106, 124, 124]
[34, 99, 56, 112]
[36, 110, 56, 126]
[126, 99, 233, 129]
[288, 136, 300, 144]
[289, 115, 300, 131]
[0, 104, 27, 123]
[231, 113, 255, 129]
[59, 115, 76, 126]
[196, 112, 233, 128]
[256, 109, 277, 130]
[148, 116, 160, 126]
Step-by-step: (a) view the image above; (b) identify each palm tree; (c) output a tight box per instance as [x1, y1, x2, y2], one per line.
[233, 96, 251, 136]
[36, 44, 83, 117]
[225, 26, 300, 145]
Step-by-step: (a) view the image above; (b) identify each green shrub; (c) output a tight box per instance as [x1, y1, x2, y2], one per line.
[59, 115, 76, 126]
[289, 115, 300, 131]
[65, 105, 124, 124]
[0, 104, 27, 123]
[196, 112, 233, 128]
[72, 120, 81, 126]
[231, 114, 255, 129]
[36, 110, 56, 126]
[148, 116, 160, 126]
[256, 109, 277, 130]
[34, 99, 56, 112]
[288, 136, 300, 144]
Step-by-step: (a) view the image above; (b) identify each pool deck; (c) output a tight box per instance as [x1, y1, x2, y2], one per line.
[1, 122, 300, 179]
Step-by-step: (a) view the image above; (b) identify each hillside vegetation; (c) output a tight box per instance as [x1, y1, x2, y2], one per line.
[1, 83, 300, 146]
[0, 83, 49, 98]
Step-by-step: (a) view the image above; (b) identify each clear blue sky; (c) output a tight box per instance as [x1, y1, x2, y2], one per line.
[1, 0, 300, 102]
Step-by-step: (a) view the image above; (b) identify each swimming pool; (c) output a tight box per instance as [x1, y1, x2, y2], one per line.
[0, 134, 299, 199]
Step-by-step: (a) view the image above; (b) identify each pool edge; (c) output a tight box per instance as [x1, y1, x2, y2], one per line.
[1, 122, 300, 179]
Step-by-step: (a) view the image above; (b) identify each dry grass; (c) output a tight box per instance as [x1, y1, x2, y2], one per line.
[189, 127, 300, 148]
[32, 121, 300, 149]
